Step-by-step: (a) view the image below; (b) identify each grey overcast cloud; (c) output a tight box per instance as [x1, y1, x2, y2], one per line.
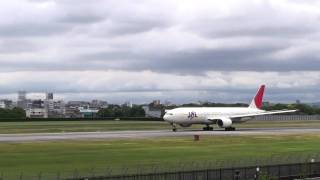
[0, 0, 320, 103]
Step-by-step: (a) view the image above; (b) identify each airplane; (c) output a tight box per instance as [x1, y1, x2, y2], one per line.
[163, 85, 297, 131]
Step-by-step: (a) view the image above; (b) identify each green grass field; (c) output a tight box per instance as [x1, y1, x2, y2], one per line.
[1, 134, 320, 178]
[0, 121, 170, 134]
[1, 120, 320, 179]
[0, 120, 320, 134]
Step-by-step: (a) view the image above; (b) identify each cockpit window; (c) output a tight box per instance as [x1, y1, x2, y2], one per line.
[167, 113, 174, 116]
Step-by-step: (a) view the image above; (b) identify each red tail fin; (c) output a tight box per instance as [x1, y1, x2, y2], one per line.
[249, 85, 265, 109]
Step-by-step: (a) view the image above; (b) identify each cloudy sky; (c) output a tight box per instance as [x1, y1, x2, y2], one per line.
[0, 0, 319, 104]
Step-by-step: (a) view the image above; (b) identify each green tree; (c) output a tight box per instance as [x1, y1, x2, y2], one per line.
[97, 105, 146, 117]
[97, 108, 114, 117]
[130, 105, 145, 117]
[0, 107, 25, 119]
[291, 104, 315, 115]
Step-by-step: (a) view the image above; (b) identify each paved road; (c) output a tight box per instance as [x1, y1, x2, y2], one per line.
[0, 127, 320, 142]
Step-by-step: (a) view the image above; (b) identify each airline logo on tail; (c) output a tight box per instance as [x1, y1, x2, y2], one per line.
[249, 85, 265, 109]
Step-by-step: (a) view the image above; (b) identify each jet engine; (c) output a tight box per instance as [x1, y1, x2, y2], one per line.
[217, 118, 232, 128]
[179, 123, 192, 127]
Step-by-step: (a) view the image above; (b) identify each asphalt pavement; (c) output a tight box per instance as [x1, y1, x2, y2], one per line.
[0, 127, 319, 142]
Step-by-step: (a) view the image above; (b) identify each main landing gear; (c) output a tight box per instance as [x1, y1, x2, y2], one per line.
[203, 125, 214, 131]
[225, 127, 236, 131]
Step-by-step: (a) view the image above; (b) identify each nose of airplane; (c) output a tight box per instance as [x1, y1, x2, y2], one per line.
[163, 111, 173, 122]
[163, 114, 169, 121]
[163, 113, 171, 122]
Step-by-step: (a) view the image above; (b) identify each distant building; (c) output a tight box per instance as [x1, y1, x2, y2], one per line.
[0, 99, 13, 109]
[31, 99, 44, 108]
[152, 100, 161, 106]
[123, 101, 133, 108]
[53, 100, 65, 115]
[142, 105, 162, 118]
[64, 100, 106, 118]
[44, 93, 65, 118]
[67, 101, 90, 109]
[17, 91, 27, 109]
[26, 108, 48, 118]
[142, 100, 163, 118]
[64, 106, 82, 118]
[0, 101, 4, 109]
[13, 91, 112, 118]
[47, 100, 65, 118]
[44, 99, 54, 113]
[18, 91, 26, 101]
[65, 101, 91, 118]
[46, 92, 53, 100]
[79, 108, 99, 118]
[90, 100, 108, 109]
[23, 99, 47, 118]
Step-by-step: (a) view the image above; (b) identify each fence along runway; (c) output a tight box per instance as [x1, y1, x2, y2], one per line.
[0, 127, 320, 142]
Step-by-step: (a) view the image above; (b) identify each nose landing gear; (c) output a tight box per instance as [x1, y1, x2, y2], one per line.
[171, 123, 177, 132]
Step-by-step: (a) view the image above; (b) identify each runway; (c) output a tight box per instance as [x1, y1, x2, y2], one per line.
[0, 127, 320, 142]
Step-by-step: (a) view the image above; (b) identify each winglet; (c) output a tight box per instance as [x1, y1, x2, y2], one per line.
[249, 85, 265, 109]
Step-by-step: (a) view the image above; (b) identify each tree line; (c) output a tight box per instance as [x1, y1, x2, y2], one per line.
[97, 105, 145, 117]
[0, 103, 319, 119]
[0, 107, 26, 119]
[262, 103, 320, 115]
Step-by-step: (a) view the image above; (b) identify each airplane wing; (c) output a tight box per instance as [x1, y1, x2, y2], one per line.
[229, 109, 297, 119]
[206, 109, 297, 122]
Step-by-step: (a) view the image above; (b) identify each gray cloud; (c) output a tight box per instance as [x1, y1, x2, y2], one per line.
[187, 1, 319, 39]
[72, 46, 320, 73]
[201, 25, 317, 39]
[0, 0, 320, 103]
[0, 39, 40, 53]
[58, 14, 105, 24]
[0, 70, 319, 103]
[1, 45, 319, 73]
[0, 23, 69, 37]
[101, 20, 170, 36]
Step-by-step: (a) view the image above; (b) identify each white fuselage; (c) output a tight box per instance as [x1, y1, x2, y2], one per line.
[163, 107, 264, 125]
